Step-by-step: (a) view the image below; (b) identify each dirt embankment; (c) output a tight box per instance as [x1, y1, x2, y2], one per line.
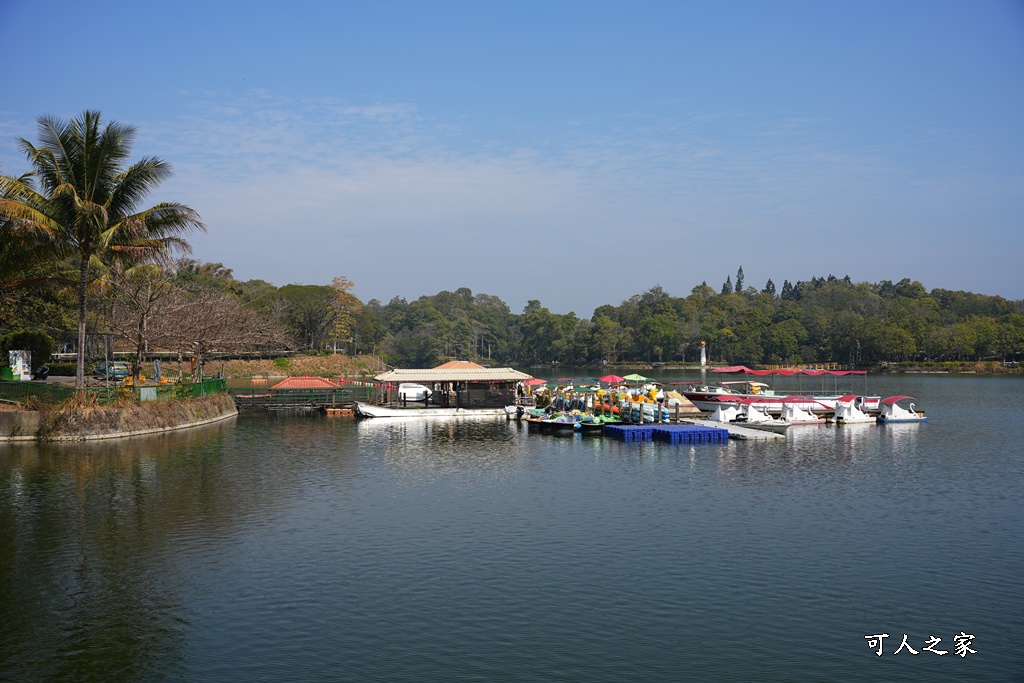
[170, 354, 384, 379]
[37, 393, 238, 441]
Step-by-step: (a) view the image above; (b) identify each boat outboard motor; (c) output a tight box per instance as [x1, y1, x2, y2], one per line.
[33, 364, 49, 380]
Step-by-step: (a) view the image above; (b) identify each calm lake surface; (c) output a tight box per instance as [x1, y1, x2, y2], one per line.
[2, 373, 1022, 682]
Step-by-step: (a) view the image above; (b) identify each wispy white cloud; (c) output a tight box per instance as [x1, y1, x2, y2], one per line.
[4, 89, 1019, 312]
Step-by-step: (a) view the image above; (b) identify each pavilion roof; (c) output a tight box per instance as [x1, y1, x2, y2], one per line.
[433, 360, 486, 370]
[374, 367, 532, 383]
[270, 375, 341, 390]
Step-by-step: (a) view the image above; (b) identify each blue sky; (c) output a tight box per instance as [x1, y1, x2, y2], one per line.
[1, 1, 1022, 315]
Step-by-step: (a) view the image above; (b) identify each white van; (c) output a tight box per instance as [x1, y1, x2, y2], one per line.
[398, 383, 432, 401]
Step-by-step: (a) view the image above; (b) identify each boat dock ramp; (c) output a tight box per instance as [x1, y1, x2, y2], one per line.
[676, 418, 785, 440]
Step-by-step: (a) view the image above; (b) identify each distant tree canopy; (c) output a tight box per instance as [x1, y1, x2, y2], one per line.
[352, 275, 1022, 367]
[3, 252, 1023, 369]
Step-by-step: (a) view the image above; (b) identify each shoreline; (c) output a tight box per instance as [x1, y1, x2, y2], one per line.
[0, 393, 238, 443]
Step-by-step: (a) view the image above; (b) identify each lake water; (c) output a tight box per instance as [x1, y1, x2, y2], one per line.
[2, 373, 1022, 682]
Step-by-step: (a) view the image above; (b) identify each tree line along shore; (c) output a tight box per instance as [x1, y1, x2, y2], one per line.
[3, 112, 1022, 389]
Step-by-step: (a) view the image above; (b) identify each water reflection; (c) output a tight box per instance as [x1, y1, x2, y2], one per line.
[357, 418, 535, 488]
[0, 424, 239, 682]
[2, 375, 1021, 682]
[0, 416, 366, 683]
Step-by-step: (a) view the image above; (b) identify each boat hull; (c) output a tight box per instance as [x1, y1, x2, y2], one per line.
[576, 421, 605, 435]
[354, 402, 507, 419]
[836, 416, 876, 424]
[685, 391, 880, 414]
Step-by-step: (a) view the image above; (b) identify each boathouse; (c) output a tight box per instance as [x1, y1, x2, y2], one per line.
[373, 365, 532, 409]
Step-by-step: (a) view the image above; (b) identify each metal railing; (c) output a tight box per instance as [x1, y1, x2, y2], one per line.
[229, 386, 376, 408]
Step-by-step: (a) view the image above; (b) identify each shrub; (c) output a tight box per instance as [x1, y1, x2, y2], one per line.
[48, 362, 77, 376]
[0, 330, 54, 368]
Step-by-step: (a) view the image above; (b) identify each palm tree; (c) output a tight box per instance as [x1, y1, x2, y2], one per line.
[0, 110, 204, 387]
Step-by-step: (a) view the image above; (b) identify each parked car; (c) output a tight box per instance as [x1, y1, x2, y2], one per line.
[94, 361, 130, 380]
[398, 383, 432, 401]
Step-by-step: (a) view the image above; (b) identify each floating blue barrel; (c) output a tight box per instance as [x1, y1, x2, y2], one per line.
[604, 424, 728, 444]
[604, 425, 654, 442]
[651, 424, 730, 445]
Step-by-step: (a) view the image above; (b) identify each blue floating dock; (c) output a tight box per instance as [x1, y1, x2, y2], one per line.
[604, 424, 729, 444]
[603, 425, 654, 442]
[651, 424, 730, 445]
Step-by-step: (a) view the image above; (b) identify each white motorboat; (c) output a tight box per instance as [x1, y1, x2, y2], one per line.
[354, 402, 507, 419]
[679, 381, 865, 414]
[877, 396, 928, 423]
[680, 367, 879, 414]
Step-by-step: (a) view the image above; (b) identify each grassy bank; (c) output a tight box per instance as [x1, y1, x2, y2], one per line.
[39, 392, 237, 441]
[878, 361, 1021, 373]
[220, 354, 384, 378]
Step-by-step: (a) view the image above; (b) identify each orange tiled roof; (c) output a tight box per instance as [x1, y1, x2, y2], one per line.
[375, 367, 531, 383]
[270, 376, 341, 390]
[433, 360, 486, 369]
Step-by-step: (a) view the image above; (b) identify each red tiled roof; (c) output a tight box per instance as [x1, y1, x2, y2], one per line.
[375, 367, 532, 383]
[270, 376, 341, 390]
[433, 360, 486, 370]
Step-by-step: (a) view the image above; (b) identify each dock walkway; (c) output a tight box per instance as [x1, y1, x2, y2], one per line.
[230, 386, 374, 411]
[676, 418, 785, 440]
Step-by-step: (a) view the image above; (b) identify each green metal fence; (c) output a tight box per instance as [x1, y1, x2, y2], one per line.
[229, 385, 375, 408]
[0, 378, 227, 406]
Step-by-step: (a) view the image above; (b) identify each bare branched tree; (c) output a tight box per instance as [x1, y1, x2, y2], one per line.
[102, 263, 176, 381]
[148, 286, 293, 378]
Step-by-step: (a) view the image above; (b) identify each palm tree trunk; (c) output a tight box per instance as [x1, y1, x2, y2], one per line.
[77, 257, 88, 389]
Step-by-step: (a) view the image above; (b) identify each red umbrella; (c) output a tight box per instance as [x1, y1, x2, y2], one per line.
[523, 378, 548, 386]
[599, 374, 626, 383]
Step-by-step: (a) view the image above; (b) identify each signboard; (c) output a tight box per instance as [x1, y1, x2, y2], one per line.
[8, 350, 31, 381]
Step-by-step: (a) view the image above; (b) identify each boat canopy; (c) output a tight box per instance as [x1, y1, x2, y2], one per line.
[781, 395, 831, 408]
[375, 367, 532, 383]
[880, 395, 915, 405]
[711, 365, 866, 376]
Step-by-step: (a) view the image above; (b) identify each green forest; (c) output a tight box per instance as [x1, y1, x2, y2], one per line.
[3, 111, 1022, 376]
[4, 255, 1023, 370]
[296, 269, 1024, 368]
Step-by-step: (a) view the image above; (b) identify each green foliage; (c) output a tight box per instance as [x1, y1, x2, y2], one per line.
[273, 357, 290, 371]
[0, 111, 204, 387]
[275, 284, 340, 350]
[0, 330, 54, 367]
[4, 240, 1021, 369]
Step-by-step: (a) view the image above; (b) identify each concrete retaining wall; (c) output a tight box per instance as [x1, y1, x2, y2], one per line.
[0, 403, 237, 443]
[0, 410, 41, 441]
